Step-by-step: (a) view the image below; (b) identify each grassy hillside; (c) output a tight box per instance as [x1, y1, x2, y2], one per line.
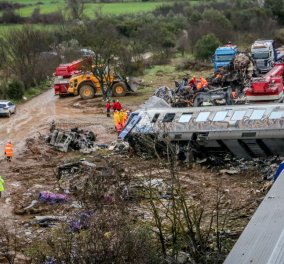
[7, 0, 173, 17]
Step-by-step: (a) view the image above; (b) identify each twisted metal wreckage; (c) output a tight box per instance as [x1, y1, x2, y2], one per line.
[120, 96, 284, 160]
[154, 53, 256, 108]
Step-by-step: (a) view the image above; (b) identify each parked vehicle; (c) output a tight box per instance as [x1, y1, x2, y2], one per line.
[251, 40, 284, 73]
[53, 59, 83, 97]
[212, 44, 238, 72]
[0, 100, 16, 117]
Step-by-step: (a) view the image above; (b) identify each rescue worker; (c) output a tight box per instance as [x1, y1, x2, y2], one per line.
[4, 141, 13, 162]
[116, 122, 123, 135]
[112, 100, 117, 111]
[116, 100, 122, 111]
[189, 76, 197, 86]
[106, 100, 111, 117]
[196, 76, 208, 91]
[0, 176, 4, 198]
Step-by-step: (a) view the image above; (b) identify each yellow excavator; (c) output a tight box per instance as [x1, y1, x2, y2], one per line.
[67, 71, 133, 99]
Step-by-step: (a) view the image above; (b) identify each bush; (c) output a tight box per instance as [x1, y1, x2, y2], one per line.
[1, 10, 25, 24]
[194, 33, 221, 60]
[30, 7, 64, 24]
[6, 81, 24, 100]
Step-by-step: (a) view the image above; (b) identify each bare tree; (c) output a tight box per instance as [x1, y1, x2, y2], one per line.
[66, 0, 84, 20]
[0, 26, 52, 89]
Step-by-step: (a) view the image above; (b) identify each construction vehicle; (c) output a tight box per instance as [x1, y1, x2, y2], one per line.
[53, 59, 84, 96]
[212, 44, 238, 72]
[54, 60, 133, 99]
[244, 62, 284, 102]
[251, 40, 284, 73]
[67, 71, 133, 99]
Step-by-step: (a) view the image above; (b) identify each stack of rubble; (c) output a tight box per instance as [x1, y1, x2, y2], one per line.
[48, 126, 97, 153]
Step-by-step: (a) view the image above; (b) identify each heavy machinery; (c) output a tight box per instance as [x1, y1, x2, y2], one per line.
[67, 71, 132, 99]
[245, 62, 284, 102]
[53, 59, 84, 96]
[251, 40, 284, 73]
[53, 59, 133, 99]
[212, 44, 238, 72]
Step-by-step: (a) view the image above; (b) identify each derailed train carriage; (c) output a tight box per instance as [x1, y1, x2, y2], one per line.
[120, 103, 284, 159]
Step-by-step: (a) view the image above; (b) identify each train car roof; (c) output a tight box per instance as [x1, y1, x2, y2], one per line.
[224, 170, 284, 264]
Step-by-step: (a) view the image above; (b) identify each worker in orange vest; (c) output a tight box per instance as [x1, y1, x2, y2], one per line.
[4, 141, 13, 162]
[197, 76, 208, 91]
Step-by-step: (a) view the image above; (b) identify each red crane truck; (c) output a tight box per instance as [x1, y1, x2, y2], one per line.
[244, 62, 284, 102]
[53, 59, 83, 96]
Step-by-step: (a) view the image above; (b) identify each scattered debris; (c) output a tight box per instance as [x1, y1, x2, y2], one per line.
[48, 125, 97, 152]
[108, 140, 130, 153]
[39, 191, 68, 204]
[69, 212, 92, 232]
[35, 215, 67, 228]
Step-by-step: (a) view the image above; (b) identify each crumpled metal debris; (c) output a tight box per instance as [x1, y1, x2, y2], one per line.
[206, 155, 283, 180]
[47, 125, 97, 153]
[56, 159, 97, 193]
[108, 140, 130, 153]
[154, 86, 173, 104]
[35, 215, 67, 228]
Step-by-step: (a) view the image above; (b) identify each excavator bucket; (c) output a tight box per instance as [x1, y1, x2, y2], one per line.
[127, 77, 139, 92]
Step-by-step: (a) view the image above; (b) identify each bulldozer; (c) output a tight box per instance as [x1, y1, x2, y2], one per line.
[67, 71, 133, 99]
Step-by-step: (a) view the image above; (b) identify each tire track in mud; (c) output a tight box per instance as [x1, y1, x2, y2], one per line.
[0, 89, 116, 224]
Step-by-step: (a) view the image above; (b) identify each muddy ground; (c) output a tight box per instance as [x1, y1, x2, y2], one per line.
[0, 83, 271, 262]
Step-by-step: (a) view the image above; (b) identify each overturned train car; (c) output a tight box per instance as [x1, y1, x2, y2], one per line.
[120, 104, 284, 159]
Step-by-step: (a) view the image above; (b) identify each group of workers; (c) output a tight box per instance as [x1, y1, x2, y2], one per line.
[106, 99, 129, 135]
[0, 141, 13, 198]
[189, 76, 209, 91]
[106, 99, 122, 117]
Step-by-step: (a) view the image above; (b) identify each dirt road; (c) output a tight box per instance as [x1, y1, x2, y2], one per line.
[0, 88, 117, 153]
[0, 89, 117, 223]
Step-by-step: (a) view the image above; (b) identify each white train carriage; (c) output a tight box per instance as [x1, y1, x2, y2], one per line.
[121, 104, 284, 159]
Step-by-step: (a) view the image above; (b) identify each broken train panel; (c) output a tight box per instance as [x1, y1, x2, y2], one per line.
[121, 104, 284, 159]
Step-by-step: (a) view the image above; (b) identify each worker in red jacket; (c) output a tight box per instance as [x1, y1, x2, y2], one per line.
[116, 100, 122, 111]
[112, 100, 117, 111]
[106, 100, 111, 117]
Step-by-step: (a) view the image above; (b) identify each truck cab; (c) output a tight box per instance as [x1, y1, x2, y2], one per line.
[251, 40, 277, 73]
[212, 45, 238, 72]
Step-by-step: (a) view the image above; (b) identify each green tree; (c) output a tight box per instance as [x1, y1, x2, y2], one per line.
[6, 81, 24, 100]
[265, 0, 284, 24]
[194, 33, 221, 60]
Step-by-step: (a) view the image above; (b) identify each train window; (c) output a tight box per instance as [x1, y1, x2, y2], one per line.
[163, 113, 175, 122]
[196, 112, 210, 122]
[231, 111, 246, 121]
[151, 113, 160, 123]
[179, 113, 192, 123]
[269, 111, 284, 119]
[213, 111, 228, 121]
[250, 109, 265, 120]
